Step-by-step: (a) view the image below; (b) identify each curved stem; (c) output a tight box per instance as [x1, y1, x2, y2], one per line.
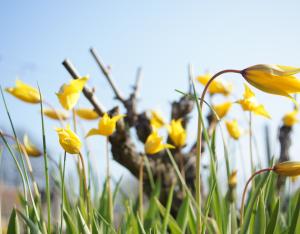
[240, 167, 273, 225]
[42, 100, 65, 127]
[195, 69, 240, 233]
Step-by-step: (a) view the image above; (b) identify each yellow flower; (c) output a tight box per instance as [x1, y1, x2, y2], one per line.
[228, 170, 237, 189]
[23, 134, 42, 157]
[273, 161, 300, 177]
[212, 101, 232, 119]
[242, 64, 300, 102]
[197, 73, 233, 96]
[225, 119, 242, 140]
[75, 108, 99, 120]
[282, 110, 299, 127]
[55, 125, 82, 154]
[150, 110, 165, 129]
[167, 119, 187, 148]
[5, 79, 40, 104]
[56, 77, 88, 110]
[86, 113, 125, 137]
[236, 84, 271, 118]
[43, 109, 69, 120]
[144, 130, 174, 155]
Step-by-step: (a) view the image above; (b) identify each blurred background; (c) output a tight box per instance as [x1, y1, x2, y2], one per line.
[1, 0, 300, 214]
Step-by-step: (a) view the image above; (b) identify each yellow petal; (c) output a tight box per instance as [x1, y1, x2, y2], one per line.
[150, 110, 165, 129]
[55, 126, 82, 154]
[282, 110, 299, 127]
[43, 109, 69, 120]
[75, 108, 99, 120]
[5, 79, 40, 104]
[253, 105, 271, 119]
[212, 101, 232, 119]
[23, 134, 42, 157]
[86, 128, 101, 137]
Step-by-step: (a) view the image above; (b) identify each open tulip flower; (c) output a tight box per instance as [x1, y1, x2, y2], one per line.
[150, 110, 166, 129]
[56, 76, 88, 110]
[76, 108, 99, 120]
[55, 125, 82, 154]
[212, 101, 232, 119]
[197, 72, 233, 96]
[86, 113, 125, 137]
[167, 119, 187, 148]
[145, 130, 174, 155]
[225, 119, 242, 140]
[43, 109, 69, 121]
[23, 134, 42, 157]
[236, 84, 271, 118]
[5, 79, 40, 104]
[241, 64, 300, 102]
[282, 109, 299, 127]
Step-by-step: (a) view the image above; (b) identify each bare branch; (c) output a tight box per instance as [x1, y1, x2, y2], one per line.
[90, 47, 125, 102]
[188, 63, 194, 94]
[132, 67, 142, 99]
[62, 59, 106, 116]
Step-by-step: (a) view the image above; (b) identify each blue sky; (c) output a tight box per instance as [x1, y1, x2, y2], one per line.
[1, 1, 300, 188]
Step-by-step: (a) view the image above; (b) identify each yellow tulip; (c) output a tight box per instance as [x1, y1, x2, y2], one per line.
[273, 161, 300, 177]
[225, 119, 242, 140]
[43, 109, 69, 120]
[167, 119, 187, 148]
[144, 130, 174, 155]
[55, 125, 82, 154]
[86, 113, 125, 137]
[236, 84, 271, 118]
[228, 170, 237, 189]
[197, 73, 232, 96]
[5, 79, 40, 104]
[56, 77, 88, 110]
[212, 101, 232, 119]
[150, 110, 165, 129]
[242, 64, 300, 102]
[282, 110, 299, 127]
[76, 108, 99, 120]
[23, 134, 42, 157]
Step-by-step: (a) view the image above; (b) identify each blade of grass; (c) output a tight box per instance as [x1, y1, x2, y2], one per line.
[37, 85, 51, 233]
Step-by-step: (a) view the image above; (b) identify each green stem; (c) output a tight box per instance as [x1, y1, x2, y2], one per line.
[197, 69, 241, 234]
[139, 156, 144, 224]
[106, 137, 114, 224]
[78, 151, 90, 224]
[60, 152, 67, 234]
[38, 86, 51, 234]
[240, 167, 273, 225]
[249, 112, 254, 173]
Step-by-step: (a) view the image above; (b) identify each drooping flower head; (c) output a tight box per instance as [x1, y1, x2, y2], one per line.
[43, 109, 69, 121]
[273, 161, 300, 177]
[55, 125, 82, 154]
[241, 64, 300, 103]
[144, 130, 174, 155]
[5, 80, 40, 104]
[167, 119, 187, 148]
[76, 108, 99, 120]
[56, 77, 88, 110]
[236, 84, 271, 118]
[212, 101, 232, 119]
[86, 113, 125, 137]
[282, 109, 299, 127]
[225, 119, 242, 140]
[150, 110, 165, 129]
[197, 73, 233, 96]
[23, 134, 42, 157]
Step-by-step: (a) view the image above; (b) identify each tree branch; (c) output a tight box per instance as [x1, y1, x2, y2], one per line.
[90, 47, 126, 102]
[62, 59, 106, 116]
